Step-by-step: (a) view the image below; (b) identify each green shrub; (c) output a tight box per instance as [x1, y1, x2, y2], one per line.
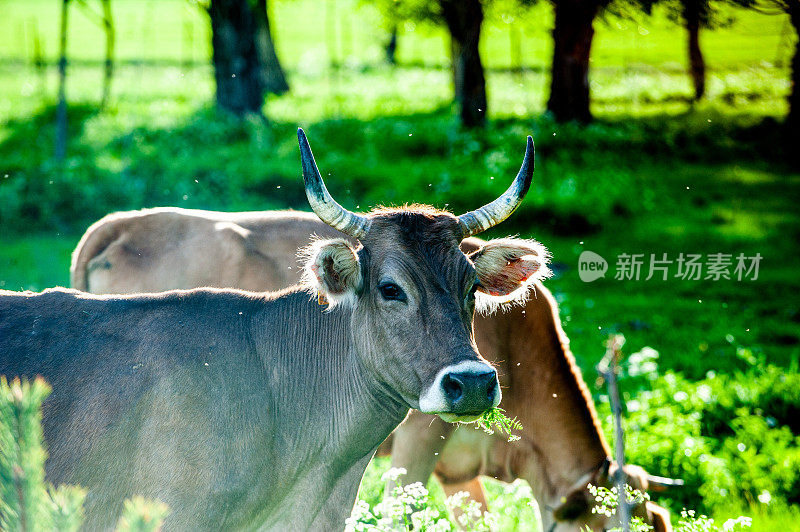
[601, 346, 800, 512]
[0, 376, 55, 531]
[116, 497, 170, 532]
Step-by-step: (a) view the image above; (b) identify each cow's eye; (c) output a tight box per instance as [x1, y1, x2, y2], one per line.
[378, 282, 406, 302]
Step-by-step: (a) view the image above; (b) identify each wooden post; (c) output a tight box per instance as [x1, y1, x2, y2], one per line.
[325, 0, 340, 117]
[55, 0, 70, 161]
[30, 19, 45, 95]
[183, 20, 194, 71]
[101, 0, 115, 106]
[597, 334, 631, 532]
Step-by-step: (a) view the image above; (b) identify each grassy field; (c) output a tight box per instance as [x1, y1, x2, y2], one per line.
[1, 0, 799, 530]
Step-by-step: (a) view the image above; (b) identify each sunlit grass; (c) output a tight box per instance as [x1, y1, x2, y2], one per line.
[713, 502, 800, 532]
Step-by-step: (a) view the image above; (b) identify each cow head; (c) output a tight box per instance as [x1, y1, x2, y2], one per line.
[297, 129, 549, 422]
[550, 460, 674, 532]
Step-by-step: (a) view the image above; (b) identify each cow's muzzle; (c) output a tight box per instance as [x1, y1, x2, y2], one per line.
[419, 360, 501, 422]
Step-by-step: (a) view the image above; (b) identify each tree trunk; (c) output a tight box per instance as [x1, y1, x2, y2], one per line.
[547, 0, 599, 123]
[208, 0, 266, 115]
[55, 0, 70, 161]
[101, 0, 115, 107]
[440, 0, 487, 128]
[255, 0, 289, 95]
[684, 0, 706, 101]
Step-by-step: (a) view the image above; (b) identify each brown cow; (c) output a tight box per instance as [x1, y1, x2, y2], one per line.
[71, 209, 675, 531]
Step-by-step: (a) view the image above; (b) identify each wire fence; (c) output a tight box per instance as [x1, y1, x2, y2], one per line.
[0, 0, 791, 72]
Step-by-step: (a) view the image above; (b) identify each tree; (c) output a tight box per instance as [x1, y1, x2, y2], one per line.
[372, 0, 489, 127]
[376, 0, 615, 125]
[377, 0, 400, 64]
[710, 0, 799, 155]
[256, 0, 290, 95]
[788, 1, 800, 136]
[440, 0, 488, 127]
[547, 0, 720, 120]
[746, 0, 799, 134]
[100, 0, 115, 106]
[206, 0, 288, 116]
[631, 0, 717, 102]
[683, 0, 709, 100]
[763, 0, 800, 161]
[546, 0, 610, 123]
[54, 0, 117, 161]
[74, 0, 116, 106]
[385, 23, 399, 64]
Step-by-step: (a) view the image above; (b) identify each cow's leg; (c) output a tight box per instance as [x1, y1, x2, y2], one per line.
[386, 411, 454, 494]
[646, 502, 673, 532]
[439, 476, 491, 529]
[439, 476, 488, 510]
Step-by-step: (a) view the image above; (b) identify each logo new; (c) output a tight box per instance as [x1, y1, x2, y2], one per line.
[579, 251, 608, 282]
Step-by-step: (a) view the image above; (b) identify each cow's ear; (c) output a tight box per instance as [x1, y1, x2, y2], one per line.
[468, 238, 550, 313]
[300, 238, 361, 309]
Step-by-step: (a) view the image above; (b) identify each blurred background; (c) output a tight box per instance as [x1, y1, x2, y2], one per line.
[0, 0, 799, 529]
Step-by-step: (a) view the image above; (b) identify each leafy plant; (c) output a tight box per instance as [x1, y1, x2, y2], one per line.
[477, 407, 523, 442]
[0, 376, 54, 531]
[116, 496, 170, 532]
[47, 485, 87, 532]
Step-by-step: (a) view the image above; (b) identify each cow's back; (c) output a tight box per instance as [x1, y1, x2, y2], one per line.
[71, 208, 343, 293]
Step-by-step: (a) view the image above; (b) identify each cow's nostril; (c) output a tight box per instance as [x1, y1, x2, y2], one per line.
[486, 377, 497, 399]
[442, 374, 463, 402]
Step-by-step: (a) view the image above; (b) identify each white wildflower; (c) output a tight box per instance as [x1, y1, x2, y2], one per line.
[381, 467, 407, 483]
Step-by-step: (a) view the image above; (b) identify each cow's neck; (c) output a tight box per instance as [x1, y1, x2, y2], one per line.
[250, 291, 409, 527]
[476, 289, 611, 506]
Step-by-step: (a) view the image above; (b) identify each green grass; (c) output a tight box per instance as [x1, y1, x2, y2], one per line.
[714, 503, 800, 532]
[0, 235, 73, 291]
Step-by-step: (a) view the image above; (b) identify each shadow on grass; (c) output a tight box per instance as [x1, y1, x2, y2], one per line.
[0, 102, 796, 240]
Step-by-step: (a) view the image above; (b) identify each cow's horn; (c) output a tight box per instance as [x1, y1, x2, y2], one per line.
[646, 474, 685, 492]
[298, 128, 370, 239]
[457, 136, 534, 238]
